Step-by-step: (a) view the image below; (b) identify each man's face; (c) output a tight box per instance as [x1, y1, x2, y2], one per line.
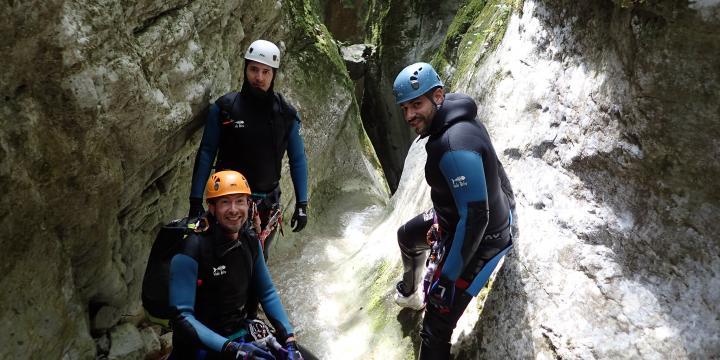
[399, 88, 444, 135]
[208, 193, 249, 236]
[246, 61, 274, 92]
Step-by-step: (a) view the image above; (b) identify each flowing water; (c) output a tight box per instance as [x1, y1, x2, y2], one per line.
[271, 138, 485, 359]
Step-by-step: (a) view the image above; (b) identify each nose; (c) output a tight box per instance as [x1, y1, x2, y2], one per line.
[404, 108, 415, 122]
[228, 202, 240, 213]
[261, 72, 271, 83]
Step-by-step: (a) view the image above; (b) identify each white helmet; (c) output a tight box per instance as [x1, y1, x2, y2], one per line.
[244, 39, 281, 68]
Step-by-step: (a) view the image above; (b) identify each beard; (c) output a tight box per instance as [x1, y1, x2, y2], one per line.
[248, 83, 270, 98]
[411, 114, 430, 135]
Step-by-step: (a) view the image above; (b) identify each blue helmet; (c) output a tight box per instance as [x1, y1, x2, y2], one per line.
[392, 62, 444, 104]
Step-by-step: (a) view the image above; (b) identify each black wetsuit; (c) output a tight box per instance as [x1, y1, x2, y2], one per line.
[397, 93, 515, 359]
[168, 221, 293, 359]
[190, 82, 309, 259]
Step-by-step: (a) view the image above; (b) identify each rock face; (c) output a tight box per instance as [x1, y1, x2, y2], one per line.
[320, 0, 369, 43]
[361, 0, 465, 191]
[2, 0, 719, 358]
[437, 0, 720, 358]
[0, 1, 386, 358]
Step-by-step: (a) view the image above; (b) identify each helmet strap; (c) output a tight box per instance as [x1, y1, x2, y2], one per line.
[424, 90, 442, 111]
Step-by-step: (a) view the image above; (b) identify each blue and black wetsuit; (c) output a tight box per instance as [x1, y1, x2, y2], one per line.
[396, 93, 515, 359]
[169, 222, 293, 359]
[190, 83, 308, 257]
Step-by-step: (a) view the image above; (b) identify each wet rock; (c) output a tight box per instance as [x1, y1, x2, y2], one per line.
[341, 44, 375, 80]
[159, 332, 173, 353]
[360, 0, 465, 192]
[1, 0, 387, 358]
[93, 306, 120, 333]
[445, 0, 720, 358]
[140, 327, 161, 357]
[97, 334, 110, 355]
[108, 323, 144, 360]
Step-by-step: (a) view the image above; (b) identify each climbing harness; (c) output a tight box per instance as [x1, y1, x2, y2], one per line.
[259, 202, 283, 248]
[422, 213, 445, 302]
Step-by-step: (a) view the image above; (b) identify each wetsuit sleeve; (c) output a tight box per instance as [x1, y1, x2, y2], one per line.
[253, 243, 294, 338]
[169, 253, 229, 352]
[189, 104, 221, 199]
[438, 150, 489, 281]
[287, 116, 308, 203]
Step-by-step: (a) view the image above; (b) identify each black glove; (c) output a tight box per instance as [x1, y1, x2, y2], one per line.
[427, 275, 455, 314]
[188, 197, 205, 219]
[290, 202, 307, 232]
[285, 340, 303, 360]
[225, 341, 275, 360]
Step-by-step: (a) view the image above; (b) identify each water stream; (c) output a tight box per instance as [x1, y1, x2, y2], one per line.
[272, 138, 483, 359]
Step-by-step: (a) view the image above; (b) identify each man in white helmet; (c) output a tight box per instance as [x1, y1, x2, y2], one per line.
[188, 39, 309, 260]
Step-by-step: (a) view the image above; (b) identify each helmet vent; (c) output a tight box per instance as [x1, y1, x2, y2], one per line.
[410, 75, 419, 89]
[249, 47, 254, 53]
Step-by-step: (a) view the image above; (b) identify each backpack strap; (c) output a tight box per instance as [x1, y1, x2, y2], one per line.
[274, 92, 299, 124]
[240, 227, 260, 279]
[215, 92, 240, 124]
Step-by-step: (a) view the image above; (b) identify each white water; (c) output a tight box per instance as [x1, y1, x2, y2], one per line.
[272, 138, 485, 359]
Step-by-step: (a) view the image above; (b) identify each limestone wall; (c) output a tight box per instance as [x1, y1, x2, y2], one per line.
[440, 1, 720, 358]
[0, 1, 387, 358]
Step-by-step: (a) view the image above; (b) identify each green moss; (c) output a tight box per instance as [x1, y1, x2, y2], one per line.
[475, 276, 494, 312]
[365, 258, 400, 333]
[286, 0, 349, 83]
[433, 0, 488, 76]
[432, 0, 520, 89]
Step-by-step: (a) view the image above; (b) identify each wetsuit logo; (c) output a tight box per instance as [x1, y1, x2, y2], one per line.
[450, 176, 467, 188]
[212, 265, 227, 276]
[234, 120, 245, 129]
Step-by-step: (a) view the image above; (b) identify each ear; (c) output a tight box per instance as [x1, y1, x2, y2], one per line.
[432, 87, 445, 104]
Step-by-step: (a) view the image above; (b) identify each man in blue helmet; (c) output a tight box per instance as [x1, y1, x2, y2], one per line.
[188, 39, 309, 261]
[392, 62, 515, 359]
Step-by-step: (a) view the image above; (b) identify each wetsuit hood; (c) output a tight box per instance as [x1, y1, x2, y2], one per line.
[421, 93, 478, 139]
[240, 62, 276, 107]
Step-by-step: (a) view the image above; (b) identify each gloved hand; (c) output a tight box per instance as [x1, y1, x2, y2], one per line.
[225, 341, 275, 360]
[188, 197, 205, 219]
[285, 340, 303, 360]
[290, 202, 307, 232]
[427, 276, 455, 314]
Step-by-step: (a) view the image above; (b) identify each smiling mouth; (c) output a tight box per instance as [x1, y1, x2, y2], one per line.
[225, 215, 244, 223]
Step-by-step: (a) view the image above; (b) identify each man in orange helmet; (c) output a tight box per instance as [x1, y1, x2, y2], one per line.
[169, 170, 314, 359]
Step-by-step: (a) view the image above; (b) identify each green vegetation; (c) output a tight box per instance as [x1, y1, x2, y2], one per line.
[433, 0, 488, 77]
[286, 0, 350, 87]
[365, 259, 398, 332]
[432, 0, 522, 89]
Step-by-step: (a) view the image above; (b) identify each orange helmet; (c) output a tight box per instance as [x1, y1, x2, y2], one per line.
[205, 170, 252, 200]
